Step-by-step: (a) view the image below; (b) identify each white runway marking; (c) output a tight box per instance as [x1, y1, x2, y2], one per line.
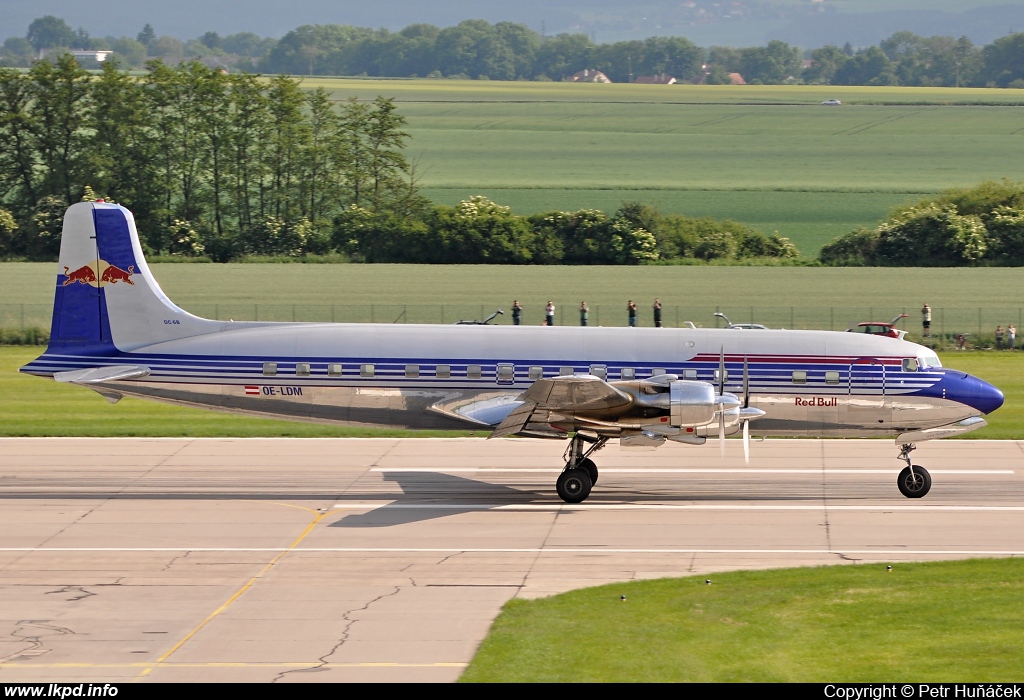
[3, 547, 1023, 555]
[370, 468, 1014, 475]
[330, 503, 1024, 511]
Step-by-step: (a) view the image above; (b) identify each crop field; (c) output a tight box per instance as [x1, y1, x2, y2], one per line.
[460, 559, 1024, 682]
[3, 263, 1024, 339]
[293, 80, 1024, 255]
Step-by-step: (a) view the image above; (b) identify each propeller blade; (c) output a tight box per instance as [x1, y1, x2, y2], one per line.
[742, 355, 749, 408]
[743, 419, 750, 464]
[718, 347, 726, 395]
[719, 412, 726, 458]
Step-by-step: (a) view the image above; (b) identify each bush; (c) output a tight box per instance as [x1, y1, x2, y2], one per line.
[819, 227, 879, 266]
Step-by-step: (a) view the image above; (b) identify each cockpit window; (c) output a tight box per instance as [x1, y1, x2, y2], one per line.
[902, 358, 919, 372]
[917, 353, 941, 369]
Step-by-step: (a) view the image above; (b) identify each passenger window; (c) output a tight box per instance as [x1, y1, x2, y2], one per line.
[295, 362, 310, 376]
[792, 371, 807, 384]
[360, 364, 374, 378]
[529, 366, 543, 380]
[405, 364, 419, 378]
[559, 367, 573, 376]
[435, 365, 451, 379]
[683, 369, 697, 379]
[620, 368, 635, 381]
[652, 368, 666, 376]
[902, 358, 919, 372]
[590, 365, 607, 380]
[714, 369, 728, 382]
[467, 364, 482, 379]
[262, 362, 277, 376]
[327, 363, 343, 377]
[825, 371, 840, 384]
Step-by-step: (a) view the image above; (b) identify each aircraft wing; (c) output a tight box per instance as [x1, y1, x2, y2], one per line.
[490, 375, 632, 438]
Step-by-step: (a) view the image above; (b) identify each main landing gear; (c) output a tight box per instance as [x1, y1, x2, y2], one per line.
[896, 443, 931, 498]
[556, 434, 608, 503]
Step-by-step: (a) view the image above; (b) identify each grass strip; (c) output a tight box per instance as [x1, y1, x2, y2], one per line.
[460, 558, 1024, 682]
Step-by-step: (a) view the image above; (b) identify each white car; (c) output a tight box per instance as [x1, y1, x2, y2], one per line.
[821, 99, 842, 106]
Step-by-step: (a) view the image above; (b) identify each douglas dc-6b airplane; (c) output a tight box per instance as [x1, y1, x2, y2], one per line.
[21, 202, 1005, 503]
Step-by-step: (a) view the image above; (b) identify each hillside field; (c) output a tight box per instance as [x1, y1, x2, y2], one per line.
[294, 80, 1024, 256]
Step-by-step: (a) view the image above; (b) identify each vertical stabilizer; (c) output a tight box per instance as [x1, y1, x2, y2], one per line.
[48, 202, 219, 354]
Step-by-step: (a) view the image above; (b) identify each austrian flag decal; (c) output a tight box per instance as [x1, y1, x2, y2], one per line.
[245, 386, 260, 395]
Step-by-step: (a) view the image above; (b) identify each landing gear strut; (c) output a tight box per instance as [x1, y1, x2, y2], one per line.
[896, 443, 931, 498]
[556, 434, 608, 503]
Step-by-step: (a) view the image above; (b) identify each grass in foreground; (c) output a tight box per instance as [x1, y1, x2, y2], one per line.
[1, 347, 1020, 438]
[460, 558, 1024, 682]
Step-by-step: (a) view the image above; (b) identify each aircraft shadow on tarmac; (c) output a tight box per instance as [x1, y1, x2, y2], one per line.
[330, 471, 548, 528]
[327, 470, 843, 528]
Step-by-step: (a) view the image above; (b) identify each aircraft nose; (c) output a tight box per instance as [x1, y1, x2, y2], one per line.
[963, 375, 1004, 415]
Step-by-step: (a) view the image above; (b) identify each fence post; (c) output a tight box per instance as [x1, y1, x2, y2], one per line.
[596, 305, 600, 326]
[254, 304, 258, 321]
[331, 305, 335, 323]
[215, 303, 219, 320]
[292, 304, 296, 322]
[979, 307, 982, 338]
[940, 307, 945, 351]
[21, 304, 24, 331]
[830, 307, 834, 331]
[441, 305, 444, 324]
[790, 307, 794, 329]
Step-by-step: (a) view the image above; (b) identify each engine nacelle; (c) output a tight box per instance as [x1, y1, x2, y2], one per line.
[669, 380, 717, 427]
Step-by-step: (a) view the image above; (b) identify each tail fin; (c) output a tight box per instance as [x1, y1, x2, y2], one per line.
[48, 202, 218, 354]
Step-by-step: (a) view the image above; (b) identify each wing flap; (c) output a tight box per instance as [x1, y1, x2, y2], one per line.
[519, 375, 631, 412]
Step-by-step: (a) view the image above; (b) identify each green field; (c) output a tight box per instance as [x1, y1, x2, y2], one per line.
[291, 80, 1024, 256]
[2, 347, 1019, 437]
[4, 263, 1024, 343]
[460, 559, 1024, 682]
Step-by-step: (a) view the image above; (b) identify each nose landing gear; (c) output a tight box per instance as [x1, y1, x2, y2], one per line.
[896, 443, 931, 498]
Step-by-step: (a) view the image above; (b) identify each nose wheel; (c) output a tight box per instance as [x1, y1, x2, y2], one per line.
[896, 443, 931, 498]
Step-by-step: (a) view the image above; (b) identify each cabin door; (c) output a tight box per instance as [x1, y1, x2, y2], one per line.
[846, 358, 890, 430]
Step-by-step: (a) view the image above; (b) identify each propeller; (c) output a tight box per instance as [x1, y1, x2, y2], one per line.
[742, 355, 750, 464]
[718, 348, 726, 457]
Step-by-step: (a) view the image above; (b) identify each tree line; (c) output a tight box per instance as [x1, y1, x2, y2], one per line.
[819, 181, 1024, 267]
[6, 15, 1024, 87]
[0, 57, 799, 265]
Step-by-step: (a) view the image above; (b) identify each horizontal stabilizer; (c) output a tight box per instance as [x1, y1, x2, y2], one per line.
[54, 365, 150, 384]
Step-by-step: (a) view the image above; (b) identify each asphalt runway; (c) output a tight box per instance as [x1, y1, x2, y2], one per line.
[1, 437, 1022, 683]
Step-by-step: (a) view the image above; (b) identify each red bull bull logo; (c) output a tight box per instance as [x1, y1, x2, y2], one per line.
[61, 261, 135, 287]
[101, 265, 135, 285]
[63, 265, 97, 286]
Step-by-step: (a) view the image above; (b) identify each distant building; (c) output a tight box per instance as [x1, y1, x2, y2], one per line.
[634, 74, 677, 85]
[728, 72, 747, 85]
[570, 69, 612, 83]
[43, 49, 114, 62]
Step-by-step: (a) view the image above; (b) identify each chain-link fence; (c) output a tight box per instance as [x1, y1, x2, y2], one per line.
[3, 303, 1022, 350]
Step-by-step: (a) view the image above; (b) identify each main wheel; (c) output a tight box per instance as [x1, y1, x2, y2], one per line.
[897, 465, 931, 498]
[578, 458, 598, 485]
[556, 468, 593, 503]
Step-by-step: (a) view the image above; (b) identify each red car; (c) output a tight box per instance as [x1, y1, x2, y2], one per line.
[847, 314, 909, 339]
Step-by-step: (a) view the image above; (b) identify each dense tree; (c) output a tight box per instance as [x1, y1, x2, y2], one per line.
[26, 16, 77, 53]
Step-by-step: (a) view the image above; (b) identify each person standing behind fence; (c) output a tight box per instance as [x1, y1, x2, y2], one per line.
[1009, 324, 1017, 350]
[921, 303, 931, 337]
[580, 301, 589, 326]
[511, 300, 522, 326]
[545, 301, 555, 327]
[653, 298, 663, 328]
[627, 300, 637, 327]
[996, 325, 1005, 350]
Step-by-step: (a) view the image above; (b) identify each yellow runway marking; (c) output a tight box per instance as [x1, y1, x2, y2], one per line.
[138, 503, 329, 678]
